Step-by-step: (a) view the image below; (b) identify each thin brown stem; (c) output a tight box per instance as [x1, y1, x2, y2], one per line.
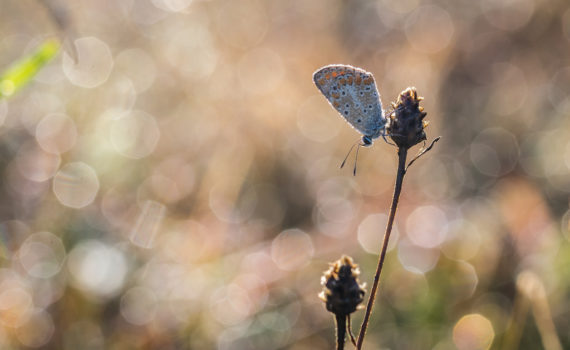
[356, 147, 408, 349]
[347, 315, 357, 346]
[335, 313, 347, 350]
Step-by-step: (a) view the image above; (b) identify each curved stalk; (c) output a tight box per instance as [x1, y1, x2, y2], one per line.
[356, 147, 408, 349]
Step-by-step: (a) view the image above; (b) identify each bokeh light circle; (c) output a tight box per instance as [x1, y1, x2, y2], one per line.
[115, 48, 156, 93]
[297, 95, 342, 143]
[238, 48, 284, 95]
[441, 220, 482, 261]
[120, 286, 157, 325]
[35, 113, 77, 154]
[146, 156, 196, 204]
[487, 63, 528, 116]
[481, 0, 534, 31]
[128, 0, 168, 25]
[15, 309, 55, 348]
[548, 66, 570, 112]
[110, 110, 160, 159]
[53, 162, 100, 209]
[0, 270, 33, 327]
[358, 213, 399, 254]
[164, 23, 218, 79]
[453, 313, 495, 350]
[216, 0, 268, 49]
[316, 196, 356, 238]
[470, 128, 519, 177]
[152, 0, 194, 12]
[210, 284, 253, 326]
[67, 240, 128, 299]
[405, 205, 448, 248]
[397, 239, 440, 274]
[375, 0, 420, 29]
[102, 75, 137, 112]
[405, 5, 454, 53]
[271, 229, 314, 271]
[18, 232, 66, 279]
[62, 37, 114, 88]
[450, 261, 479, 300]
[16, 143, 61, 182]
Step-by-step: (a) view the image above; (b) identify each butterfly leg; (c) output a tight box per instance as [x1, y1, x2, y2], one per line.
[381, 132, 397, 147]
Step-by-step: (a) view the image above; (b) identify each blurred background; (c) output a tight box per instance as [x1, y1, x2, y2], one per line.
[0, 0, 569, 349]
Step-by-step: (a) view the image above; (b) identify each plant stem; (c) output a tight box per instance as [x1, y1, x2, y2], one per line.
[335, 313, 347, 350]
[356, 147, 408, 349]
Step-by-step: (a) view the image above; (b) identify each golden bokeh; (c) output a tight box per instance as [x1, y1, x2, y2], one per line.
[0, 0, 568, 348]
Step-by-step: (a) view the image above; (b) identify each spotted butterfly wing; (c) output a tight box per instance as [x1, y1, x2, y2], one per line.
[313, 64, 386, 142]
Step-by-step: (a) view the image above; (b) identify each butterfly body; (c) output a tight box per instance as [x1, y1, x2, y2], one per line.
[313, 64, 386, 146]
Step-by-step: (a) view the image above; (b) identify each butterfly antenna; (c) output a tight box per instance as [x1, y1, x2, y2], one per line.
[340, 142, 359, 169]
[353, 143, 362, 176]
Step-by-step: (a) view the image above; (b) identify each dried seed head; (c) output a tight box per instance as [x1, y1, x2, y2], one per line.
[387, 87, 428, 149]
[319, 255, 366, 316]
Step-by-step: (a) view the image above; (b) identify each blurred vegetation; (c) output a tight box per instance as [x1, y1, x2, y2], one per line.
[0, 39, 59, 99]
[0, 0, 569, 349]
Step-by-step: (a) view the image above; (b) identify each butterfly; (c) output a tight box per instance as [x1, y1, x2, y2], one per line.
[313, 64, 388, 174]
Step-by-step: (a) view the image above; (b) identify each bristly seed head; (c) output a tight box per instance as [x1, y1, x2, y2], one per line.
[319, 255, 366, 316]
[387, 87, 428, 149]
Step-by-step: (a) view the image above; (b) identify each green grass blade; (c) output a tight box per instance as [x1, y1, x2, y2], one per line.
[0, 39, 60, 99]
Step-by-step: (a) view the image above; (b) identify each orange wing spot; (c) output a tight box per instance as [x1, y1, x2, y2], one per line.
[332, 71, 338, 78]
[331, 92, 340, 99]
[347, 76, 353, 84]
[363, 77, 373, 84]
[333, 101, 340, 108]
[355, 75, 362, 85]
[339, 79, 346, 85]
[338, 70, 347, 75]
[318, 79, 325, 86]
[325, 74, 331, 79]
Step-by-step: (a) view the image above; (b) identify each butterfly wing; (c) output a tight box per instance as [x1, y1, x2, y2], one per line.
[313, 64, 386, 140]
